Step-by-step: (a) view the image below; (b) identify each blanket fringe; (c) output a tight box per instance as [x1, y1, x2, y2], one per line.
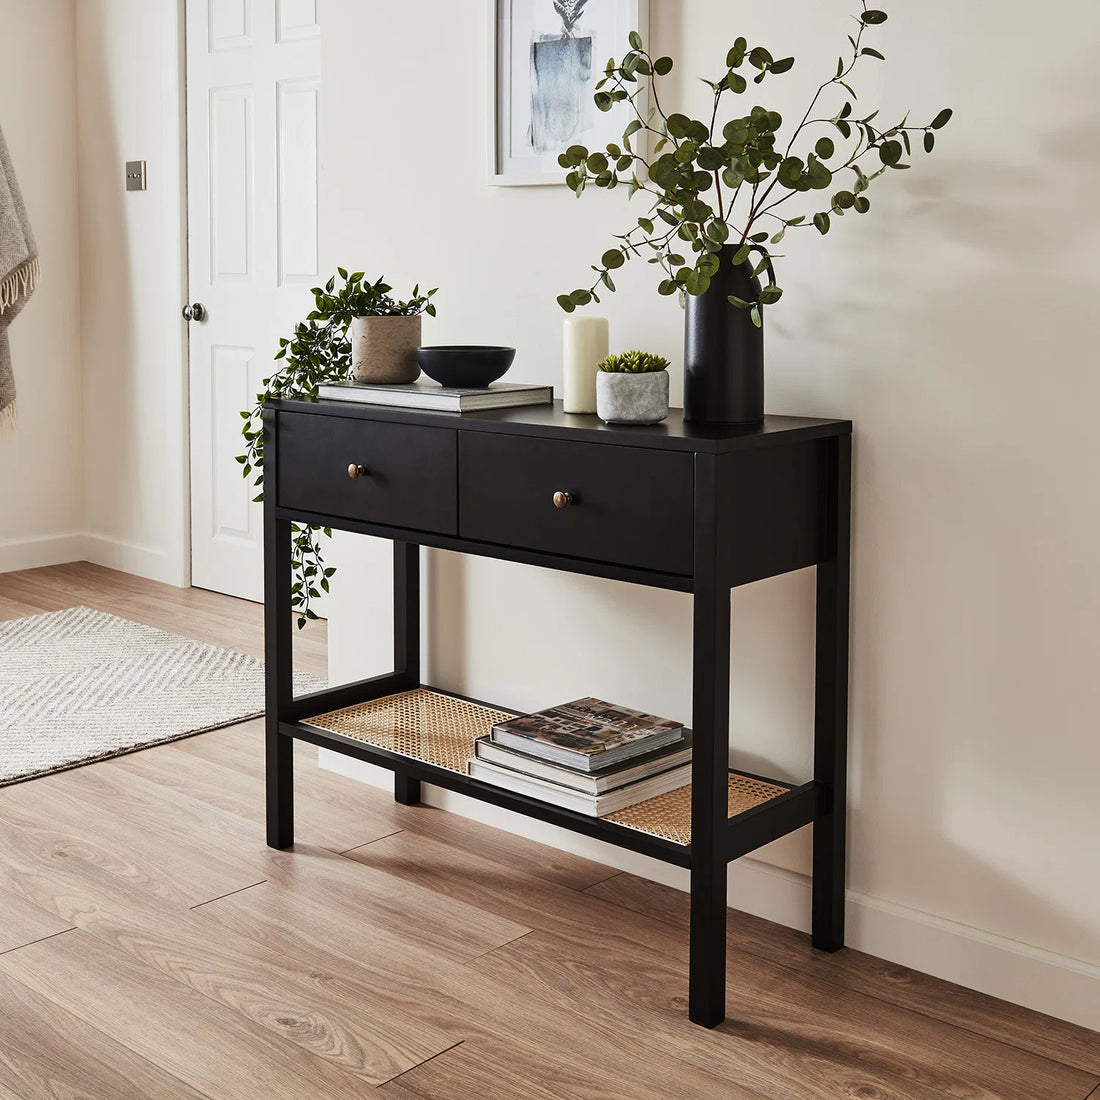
[0, 257, 39, 314]
[0, 400, 16, 433]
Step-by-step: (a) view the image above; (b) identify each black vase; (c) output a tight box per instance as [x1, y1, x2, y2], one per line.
[683, 244, 764, 425]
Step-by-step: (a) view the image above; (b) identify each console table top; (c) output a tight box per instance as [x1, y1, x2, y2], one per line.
[269, 398, 852, 455]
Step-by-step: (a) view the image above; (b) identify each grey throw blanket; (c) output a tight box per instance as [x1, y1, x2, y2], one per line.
[0, 122, 39, 427]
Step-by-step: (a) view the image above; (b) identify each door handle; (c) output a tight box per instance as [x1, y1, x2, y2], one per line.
[182, 302, 207, 322]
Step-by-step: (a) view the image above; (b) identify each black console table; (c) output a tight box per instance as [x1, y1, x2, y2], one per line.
[263, 398, 851, 1028]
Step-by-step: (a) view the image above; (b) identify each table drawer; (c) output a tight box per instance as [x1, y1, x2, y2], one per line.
[277, 413, 457, 534]
[459, 433, 694, 575]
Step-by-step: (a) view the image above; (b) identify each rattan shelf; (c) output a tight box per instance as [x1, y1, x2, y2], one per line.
[302, 688, 790, 847]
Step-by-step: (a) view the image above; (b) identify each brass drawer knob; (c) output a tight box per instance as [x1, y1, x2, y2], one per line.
[347, 463, 367, 479]
[553, 490, 573, 509]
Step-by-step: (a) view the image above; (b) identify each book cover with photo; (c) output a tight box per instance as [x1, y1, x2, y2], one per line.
[491, 697, 683, 771]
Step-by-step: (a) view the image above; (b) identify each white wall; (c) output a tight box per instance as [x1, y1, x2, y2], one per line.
[319, 0, 1100, 1027]
[0, 0, 187, 584]
[75, 0, 188, 585]
[0, 0, 83, 571]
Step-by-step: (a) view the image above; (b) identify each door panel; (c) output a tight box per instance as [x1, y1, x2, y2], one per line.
[275, 77, 319, 283]
[187, 0, 320, 601]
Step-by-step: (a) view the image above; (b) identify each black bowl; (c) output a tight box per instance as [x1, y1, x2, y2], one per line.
[416, 345, 516, 389]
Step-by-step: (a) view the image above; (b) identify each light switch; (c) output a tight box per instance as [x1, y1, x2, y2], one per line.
[125, 160, 147, 191]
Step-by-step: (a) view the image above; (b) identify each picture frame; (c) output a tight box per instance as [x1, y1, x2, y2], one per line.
[488, 0, 650, 187]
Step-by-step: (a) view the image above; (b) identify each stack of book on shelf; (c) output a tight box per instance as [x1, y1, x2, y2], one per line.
[317, 380, 553, 412]
[467, 697, 691, 817]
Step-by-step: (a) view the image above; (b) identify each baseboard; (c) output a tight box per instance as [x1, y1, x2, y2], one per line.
[320, 751, 1100, 1031]
[0, 532, 185, 587]
[0, 533, 87, 574]
[80, 533, 184, 586]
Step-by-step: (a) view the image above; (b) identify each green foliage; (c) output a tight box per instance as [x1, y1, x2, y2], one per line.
[597, 349, 671, 374]
[237, 269, 438, 627]
[313, 270, 438, 320]
[556, 3, 951, 320]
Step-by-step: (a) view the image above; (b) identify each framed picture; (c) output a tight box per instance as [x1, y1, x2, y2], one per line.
[489, 0, 650, 186]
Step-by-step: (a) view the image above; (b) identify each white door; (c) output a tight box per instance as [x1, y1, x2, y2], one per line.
[186, 0, 320, 601]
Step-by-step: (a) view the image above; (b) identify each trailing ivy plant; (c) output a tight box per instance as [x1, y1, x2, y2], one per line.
[238, 269, 438, 628]
[556, 3, 951, 327]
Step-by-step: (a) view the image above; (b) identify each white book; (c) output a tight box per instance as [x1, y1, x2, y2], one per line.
[467, 757, 691, 817]
[317, 380, 553, 412]
[474, 733, 693, 794]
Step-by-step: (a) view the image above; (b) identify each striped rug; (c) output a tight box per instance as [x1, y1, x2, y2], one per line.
[0, 605, 324, 786]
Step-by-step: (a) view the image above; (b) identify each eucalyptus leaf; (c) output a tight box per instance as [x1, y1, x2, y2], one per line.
[879, 140, 903, 166]
[685, 271, 710, 295]
[559, 5, 949, 337]
[666, 113, 691, 139]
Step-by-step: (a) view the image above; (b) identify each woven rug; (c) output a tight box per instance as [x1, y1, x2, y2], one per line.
[0, 606, 325, 786]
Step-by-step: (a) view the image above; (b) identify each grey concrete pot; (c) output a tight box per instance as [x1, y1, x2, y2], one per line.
[349, 315, 421, 384]
[596, 370, 670, 425]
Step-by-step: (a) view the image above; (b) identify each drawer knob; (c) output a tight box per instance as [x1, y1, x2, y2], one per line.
[552, 490, 573, 509]
[347, 463, 367, 479]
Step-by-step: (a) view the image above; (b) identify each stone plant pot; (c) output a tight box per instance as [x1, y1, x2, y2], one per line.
[596, 370, 670, 425]
[349, 314, 421, 384]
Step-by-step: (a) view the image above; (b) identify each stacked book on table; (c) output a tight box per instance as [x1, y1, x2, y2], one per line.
[317, 381, 552, 412]
[467, 697, 691, 817]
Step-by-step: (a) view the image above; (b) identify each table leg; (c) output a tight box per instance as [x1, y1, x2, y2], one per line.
[689, 458, 731, 1028]
[812, 433, 852, 951]
[394, 773, 422, 805]
[264, 419, 294, 848]
[393, 540, 421, 805]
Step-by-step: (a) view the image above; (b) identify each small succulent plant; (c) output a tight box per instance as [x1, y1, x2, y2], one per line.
[597, 350, 671, 374]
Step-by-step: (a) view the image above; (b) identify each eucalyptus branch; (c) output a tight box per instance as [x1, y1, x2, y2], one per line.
[558, 4, 951, 322]
[783, 5, 871, 159]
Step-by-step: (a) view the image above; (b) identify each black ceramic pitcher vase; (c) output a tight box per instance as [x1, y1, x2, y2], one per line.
[683, 243, 771, 425]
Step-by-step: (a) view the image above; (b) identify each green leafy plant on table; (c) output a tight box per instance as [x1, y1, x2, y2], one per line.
[597, 349, 671, 373]
[238, 269, 438, 628]
[556, 3, 951, 327]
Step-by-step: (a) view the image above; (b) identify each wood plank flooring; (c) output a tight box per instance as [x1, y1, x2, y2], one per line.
[0, 562, 1097, 1099]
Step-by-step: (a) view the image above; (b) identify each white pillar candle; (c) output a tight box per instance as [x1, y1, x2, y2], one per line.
[562, 316, 609, 414]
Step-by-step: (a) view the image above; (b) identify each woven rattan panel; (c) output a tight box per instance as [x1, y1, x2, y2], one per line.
[305, 690, 787, 846]
[605, 772, 788, 846]
[305, 689, 517, 773]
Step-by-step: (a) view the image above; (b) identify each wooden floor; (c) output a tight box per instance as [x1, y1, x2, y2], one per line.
[0, 564, 1096, 1099]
